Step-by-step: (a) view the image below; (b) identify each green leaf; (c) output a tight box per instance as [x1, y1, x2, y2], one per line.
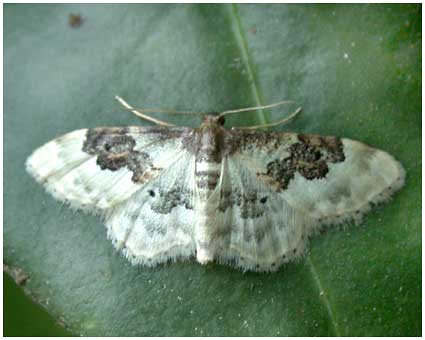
[4, 4, 421, 336]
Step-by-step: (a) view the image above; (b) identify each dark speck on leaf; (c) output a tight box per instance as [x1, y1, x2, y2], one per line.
[69, 13, 83, 28]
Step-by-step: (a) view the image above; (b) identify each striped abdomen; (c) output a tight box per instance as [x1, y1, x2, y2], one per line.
[193, 124, 224, 263]
[194, 127, 224, 198]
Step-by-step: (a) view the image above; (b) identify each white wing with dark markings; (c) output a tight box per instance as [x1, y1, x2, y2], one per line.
[202, 130, 405, 271]
[26, 126, 192, 211]
[26, 120, 405, 272]
[27, 126, 199, 266]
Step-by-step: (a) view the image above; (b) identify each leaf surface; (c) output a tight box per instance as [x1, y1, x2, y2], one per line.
[4, 4, 421, 336]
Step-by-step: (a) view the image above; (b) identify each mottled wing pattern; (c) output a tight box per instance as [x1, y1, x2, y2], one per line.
[279, 135, 405, 225]
[213, 130, 405, 271]
[26, 126, 191, 211]
[212, 156, 314, 272]
[27, 121, 405, 272]
[27, 126, 198, 265]
[105, 151, 197, 266]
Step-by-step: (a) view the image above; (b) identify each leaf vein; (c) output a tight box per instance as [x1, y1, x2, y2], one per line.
[228, 4, 269, 125]
[307, 256, 341, 336]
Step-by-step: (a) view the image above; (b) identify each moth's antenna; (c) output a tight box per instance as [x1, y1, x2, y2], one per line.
[116, 96, 204, 116]
[115, 96, 176, 127]
[115, 95, 300, 128]
[233, 107, 303, 130]
[131, 108, 204, 115]
[218, 100, 294, 118]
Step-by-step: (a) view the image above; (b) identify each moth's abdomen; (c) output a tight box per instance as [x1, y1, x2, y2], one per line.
[192, 126, 225, 263]
[194, 126, 224, 195]
[193, 161, 222, 263]
[195, 161, 221, 192]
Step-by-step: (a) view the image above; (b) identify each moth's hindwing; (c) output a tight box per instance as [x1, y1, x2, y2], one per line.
[105, 152, 197, 266]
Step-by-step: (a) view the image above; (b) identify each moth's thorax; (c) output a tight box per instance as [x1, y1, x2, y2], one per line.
[200, 114, 225, 127]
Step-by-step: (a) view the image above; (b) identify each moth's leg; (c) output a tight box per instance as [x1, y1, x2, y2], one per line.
[115, 96, 176, 127]
[232, 107, 302, 130]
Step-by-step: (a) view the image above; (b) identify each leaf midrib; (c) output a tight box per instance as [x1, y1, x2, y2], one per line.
[227, 4, 340, 336]
[227, 4, 268, 125]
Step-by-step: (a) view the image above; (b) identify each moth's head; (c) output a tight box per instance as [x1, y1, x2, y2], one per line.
[201, 114, 225, 127]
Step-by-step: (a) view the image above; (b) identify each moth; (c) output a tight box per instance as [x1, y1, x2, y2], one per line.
[26, 96, 405, 272]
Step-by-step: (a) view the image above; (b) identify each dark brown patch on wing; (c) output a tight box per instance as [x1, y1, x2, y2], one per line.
[224, 130, 287, 155]
[298, 134, 345, 162]
[264, 158, 296, 190]
[262, 134, 345, 190]
[82, 128, 159, 183]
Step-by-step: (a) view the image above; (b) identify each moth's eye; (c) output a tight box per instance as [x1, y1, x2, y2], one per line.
[148, 190, 155, 197]
[104, 143, 111, 151]
[260, 196, 268, 204]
